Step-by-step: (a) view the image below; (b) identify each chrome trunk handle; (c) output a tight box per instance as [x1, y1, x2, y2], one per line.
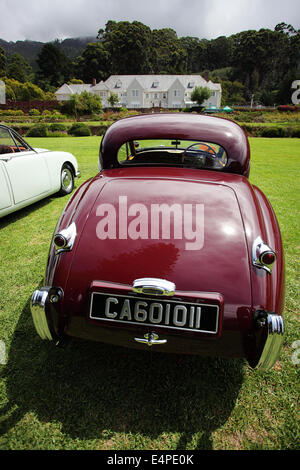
[132, 278, 175, 296]
[134, 333, 167, 347]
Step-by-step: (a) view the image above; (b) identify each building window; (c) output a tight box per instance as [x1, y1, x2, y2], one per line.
[174, 90, 180, 97]
[132, 90, 139, 97]
[162, 93, 167, 99]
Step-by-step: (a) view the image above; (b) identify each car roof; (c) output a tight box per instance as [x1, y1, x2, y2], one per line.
[100, 113, 250, 177]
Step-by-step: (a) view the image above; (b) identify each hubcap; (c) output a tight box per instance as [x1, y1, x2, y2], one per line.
[62, 168, 72, 191]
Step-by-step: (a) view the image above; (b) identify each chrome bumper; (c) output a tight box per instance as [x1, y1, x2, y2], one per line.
[30, 289, 53, 340]
[75, 170, 81, 178]
[256, 314, 284, 371]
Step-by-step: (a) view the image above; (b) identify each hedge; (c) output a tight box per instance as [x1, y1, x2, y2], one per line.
[26, 124, 49, 137]
[67, 122, 92, 136]
[240, 123, 300, 137]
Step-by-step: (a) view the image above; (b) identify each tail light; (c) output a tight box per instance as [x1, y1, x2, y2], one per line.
[252, 236, 276, 273]
[53, 222, 77, 254]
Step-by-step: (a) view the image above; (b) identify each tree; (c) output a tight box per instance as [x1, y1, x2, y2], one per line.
[151, 28, 187, 73]
[230, 29, 290, 94]
[191, 86, 212, 106]
[7, 53, 33, 83]
[98, 21, 152, 74]
[274, 22, 298, 36]
[68, 78, 84, 84]
[206, 36, 233, 70]
[79, 91, 102, 114]
[107, 92, 119, 107]
[221, 80, 245, 105]
[0, 46, 6, 77]
[67, 94, 81, 120]
[3, 78, 46, 101]
[36, 43, 73, 89]
[75, 42, 109, 82]
[62, 91, 102, 119]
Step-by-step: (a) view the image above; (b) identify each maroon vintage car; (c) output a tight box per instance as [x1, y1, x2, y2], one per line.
[30, 113, 285, 370]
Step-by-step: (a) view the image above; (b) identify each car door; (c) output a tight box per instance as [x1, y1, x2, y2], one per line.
[0, 127, 51, 205]
[0, 159, 13, 212]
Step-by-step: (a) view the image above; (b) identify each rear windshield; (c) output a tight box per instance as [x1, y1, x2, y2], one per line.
[117, 139, 228, 170]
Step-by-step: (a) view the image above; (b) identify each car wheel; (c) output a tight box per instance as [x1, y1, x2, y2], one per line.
[58, 164, 74, 196]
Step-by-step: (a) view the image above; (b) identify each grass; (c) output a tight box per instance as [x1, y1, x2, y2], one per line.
[0, 136, 299, 450]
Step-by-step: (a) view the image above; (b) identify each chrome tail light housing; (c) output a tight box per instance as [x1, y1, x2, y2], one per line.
[53, 222, 77, 254]
[252, 236, 277, 273]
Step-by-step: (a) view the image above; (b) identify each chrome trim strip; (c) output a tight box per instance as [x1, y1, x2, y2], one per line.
[30, 289, 53, 340]
[132, 278, 176, 296]
[256, 313, 284, 371]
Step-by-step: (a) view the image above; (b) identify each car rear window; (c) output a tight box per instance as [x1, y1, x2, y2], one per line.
[117, 139, 228, 170]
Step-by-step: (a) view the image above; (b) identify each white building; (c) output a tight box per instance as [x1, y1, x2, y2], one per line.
[55, 75, 221, 109]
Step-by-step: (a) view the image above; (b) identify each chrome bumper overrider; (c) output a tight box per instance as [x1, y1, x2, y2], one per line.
[30, 289, 53, 340]
[256, 313, 284, 371]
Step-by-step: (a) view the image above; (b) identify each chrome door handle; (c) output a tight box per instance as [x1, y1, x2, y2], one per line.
[134, 333, 167, 347]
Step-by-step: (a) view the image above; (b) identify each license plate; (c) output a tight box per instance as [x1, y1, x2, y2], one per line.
[90, 292, 219, 334]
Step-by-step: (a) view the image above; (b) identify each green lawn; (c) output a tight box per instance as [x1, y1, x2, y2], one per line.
[0, 137, 299, 450]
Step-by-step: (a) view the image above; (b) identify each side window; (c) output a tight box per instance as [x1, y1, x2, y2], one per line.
[0, 127, 30, 155]
[118, 143, 130, 162]
[0, 128, 16, 154]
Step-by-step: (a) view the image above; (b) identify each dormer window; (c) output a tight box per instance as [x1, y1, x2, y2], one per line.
[152, 81, 159, 88]
[115, 80, 122, 88]
[188, 82, 195, 88]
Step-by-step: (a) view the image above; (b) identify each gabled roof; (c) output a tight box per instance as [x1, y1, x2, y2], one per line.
[55, 83, 94, 95]
[104, 75, 221, 92]
[92, 80, 110, 91]
[55, 75, 221, 97]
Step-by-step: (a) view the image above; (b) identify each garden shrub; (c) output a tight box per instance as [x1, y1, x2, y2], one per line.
[26, 124, 49, 137]
[277, 105, 297, 112]
[29, 109, 40, 116]
[67, 122, 91, 136]
[260, 126, 286, 137]
[48, 123, 67, 133]
[290, 127, 300, 138]
[48, 132, 69, 137]
[0, 109, 24, 116]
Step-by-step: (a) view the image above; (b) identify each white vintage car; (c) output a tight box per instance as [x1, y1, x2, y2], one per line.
[0, 124, 80, 218]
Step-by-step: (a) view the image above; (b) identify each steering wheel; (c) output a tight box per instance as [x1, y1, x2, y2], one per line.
[182, 142, 218, 164]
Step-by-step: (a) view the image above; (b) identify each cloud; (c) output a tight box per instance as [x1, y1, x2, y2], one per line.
[0, 0, 299, 42]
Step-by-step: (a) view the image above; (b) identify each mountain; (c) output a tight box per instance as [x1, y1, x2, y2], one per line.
[0, 36, 96, 69]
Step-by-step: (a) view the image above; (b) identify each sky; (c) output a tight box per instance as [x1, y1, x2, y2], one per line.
[1, 0, 299, 43]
